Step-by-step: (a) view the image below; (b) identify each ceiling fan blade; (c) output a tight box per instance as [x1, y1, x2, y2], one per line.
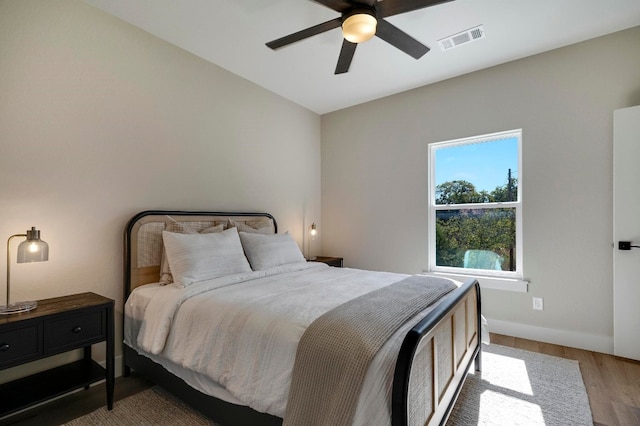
[335, 39, 357, 74]
[312, 0, 354, 13]
[377, 0, 454, 18]
[266, 17, 342, 50]
[375, 19, 429, 59]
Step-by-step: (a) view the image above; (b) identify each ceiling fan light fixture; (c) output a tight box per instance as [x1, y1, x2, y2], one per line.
[342, 9, 377, 43]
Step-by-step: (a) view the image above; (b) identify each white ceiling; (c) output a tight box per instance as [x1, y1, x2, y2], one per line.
[82, 0, 640, 114]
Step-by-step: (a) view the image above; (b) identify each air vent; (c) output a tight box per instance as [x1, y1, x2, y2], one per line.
[438, 25, 485, 51]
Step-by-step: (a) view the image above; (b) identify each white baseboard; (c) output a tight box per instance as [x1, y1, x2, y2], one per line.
[98, 354, 124, 378]
[487, 318, 614, 355]
[115, 354, 124, 378]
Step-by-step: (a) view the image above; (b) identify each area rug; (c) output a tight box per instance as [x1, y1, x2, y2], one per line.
[448, 344, 593, 425]
[62, 387, 215, 425]
[65, 344, 592, 425]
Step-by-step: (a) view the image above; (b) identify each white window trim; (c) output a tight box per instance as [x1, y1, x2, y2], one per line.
[424, 272, 528, 293]
[427, 129, 524, 289]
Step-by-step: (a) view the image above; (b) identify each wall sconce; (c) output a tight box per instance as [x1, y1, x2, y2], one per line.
[307, 223, 318, 261]
[1, 227, 49, 314]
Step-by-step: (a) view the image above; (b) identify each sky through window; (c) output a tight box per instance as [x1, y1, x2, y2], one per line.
[435, 137, 518, 192]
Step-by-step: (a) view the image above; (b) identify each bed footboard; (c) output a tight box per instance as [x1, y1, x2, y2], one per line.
[392, 279, 481, 426]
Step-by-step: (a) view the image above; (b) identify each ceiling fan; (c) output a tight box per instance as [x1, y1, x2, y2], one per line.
[266, 0, 454, 74]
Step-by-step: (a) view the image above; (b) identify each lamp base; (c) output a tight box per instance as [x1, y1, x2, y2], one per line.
[0, 300, 38, 315]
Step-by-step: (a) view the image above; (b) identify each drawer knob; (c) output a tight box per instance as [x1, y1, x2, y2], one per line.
[0, 343, 9, 352]
[72, 326, 82, 333]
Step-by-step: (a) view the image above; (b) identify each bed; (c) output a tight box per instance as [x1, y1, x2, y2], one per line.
[123, 210, 482, 426]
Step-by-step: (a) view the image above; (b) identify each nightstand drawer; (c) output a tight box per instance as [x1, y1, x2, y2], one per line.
[44, 310, 105, 353]
[0, 324, 42, 368]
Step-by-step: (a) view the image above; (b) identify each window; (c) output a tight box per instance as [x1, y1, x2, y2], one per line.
[428, 129, 523, 279]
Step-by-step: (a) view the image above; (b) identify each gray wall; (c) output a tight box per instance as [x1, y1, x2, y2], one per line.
[0, 0, 321, 381]
[321, 26, 640, 352]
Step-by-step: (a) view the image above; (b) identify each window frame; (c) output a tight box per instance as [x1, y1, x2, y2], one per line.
[427, 129, 524, 280]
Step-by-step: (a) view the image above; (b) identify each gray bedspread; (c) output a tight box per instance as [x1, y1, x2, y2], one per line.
[283, 275, 457, 426]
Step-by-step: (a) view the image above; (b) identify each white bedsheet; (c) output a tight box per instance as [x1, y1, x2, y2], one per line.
[125, 262, 479, 424]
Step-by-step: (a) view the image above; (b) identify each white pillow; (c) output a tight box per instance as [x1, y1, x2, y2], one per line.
[162, 227, 251, 287]
[159, 222, 225, 285]
[239, 231, 306, 270]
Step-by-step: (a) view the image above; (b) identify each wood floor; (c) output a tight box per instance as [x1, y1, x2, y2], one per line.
[1, 333, 639, 425]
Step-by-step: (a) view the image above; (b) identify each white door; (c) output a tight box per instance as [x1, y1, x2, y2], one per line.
[613, 105, 640, 361]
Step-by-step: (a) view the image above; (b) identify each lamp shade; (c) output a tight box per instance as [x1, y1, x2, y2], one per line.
[342, 10, 377, 43]
[17, 227, 48, 263]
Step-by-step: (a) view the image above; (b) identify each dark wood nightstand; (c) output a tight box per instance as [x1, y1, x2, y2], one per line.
[0, 292, 114, 419]
[312, 256, 343, 267]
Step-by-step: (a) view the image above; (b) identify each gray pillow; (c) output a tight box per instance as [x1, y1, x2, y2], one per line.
[239, 231, 306, 270]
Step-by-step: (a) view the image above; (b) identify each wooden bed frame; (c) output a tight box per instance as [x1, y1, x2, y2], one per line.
[123, 210, 481, 426]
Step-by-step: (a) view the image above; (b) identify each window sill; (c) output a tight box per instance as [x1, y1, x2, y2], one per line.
[424, 272, 528, 293]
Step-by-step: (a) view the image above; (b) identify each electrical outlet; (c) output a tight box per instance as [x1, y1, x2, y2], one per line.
[619, 241, 631, 250]
[533, 297, 544, 311]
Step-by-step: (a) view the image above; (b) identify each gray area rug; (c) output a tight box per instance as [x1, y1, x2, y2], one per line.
[65, 344, 592, 425]
[62, 387, 216, 425]
[448, 344, 593, 425]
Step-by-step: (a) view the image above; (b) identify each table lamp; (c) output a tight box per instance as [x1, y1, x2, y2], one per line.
[307, 223, 317, 261]
[0, 227, 49, 314]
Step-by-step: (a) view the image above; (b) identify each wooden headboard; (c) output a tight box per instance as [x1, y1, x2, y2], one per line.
[123, 210, 277, 300]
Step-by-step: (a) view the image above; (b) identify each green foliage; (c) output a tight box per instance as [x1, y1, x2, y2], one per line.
[436, 180, 489, 204]
[436, 178, 517, 204]
[435, 177, 517, 271]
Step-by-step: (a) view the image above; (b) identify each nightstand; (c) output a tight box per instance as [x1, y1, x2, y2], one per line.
[0, 292, 114, 419]
[312, 256, 343, 267]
